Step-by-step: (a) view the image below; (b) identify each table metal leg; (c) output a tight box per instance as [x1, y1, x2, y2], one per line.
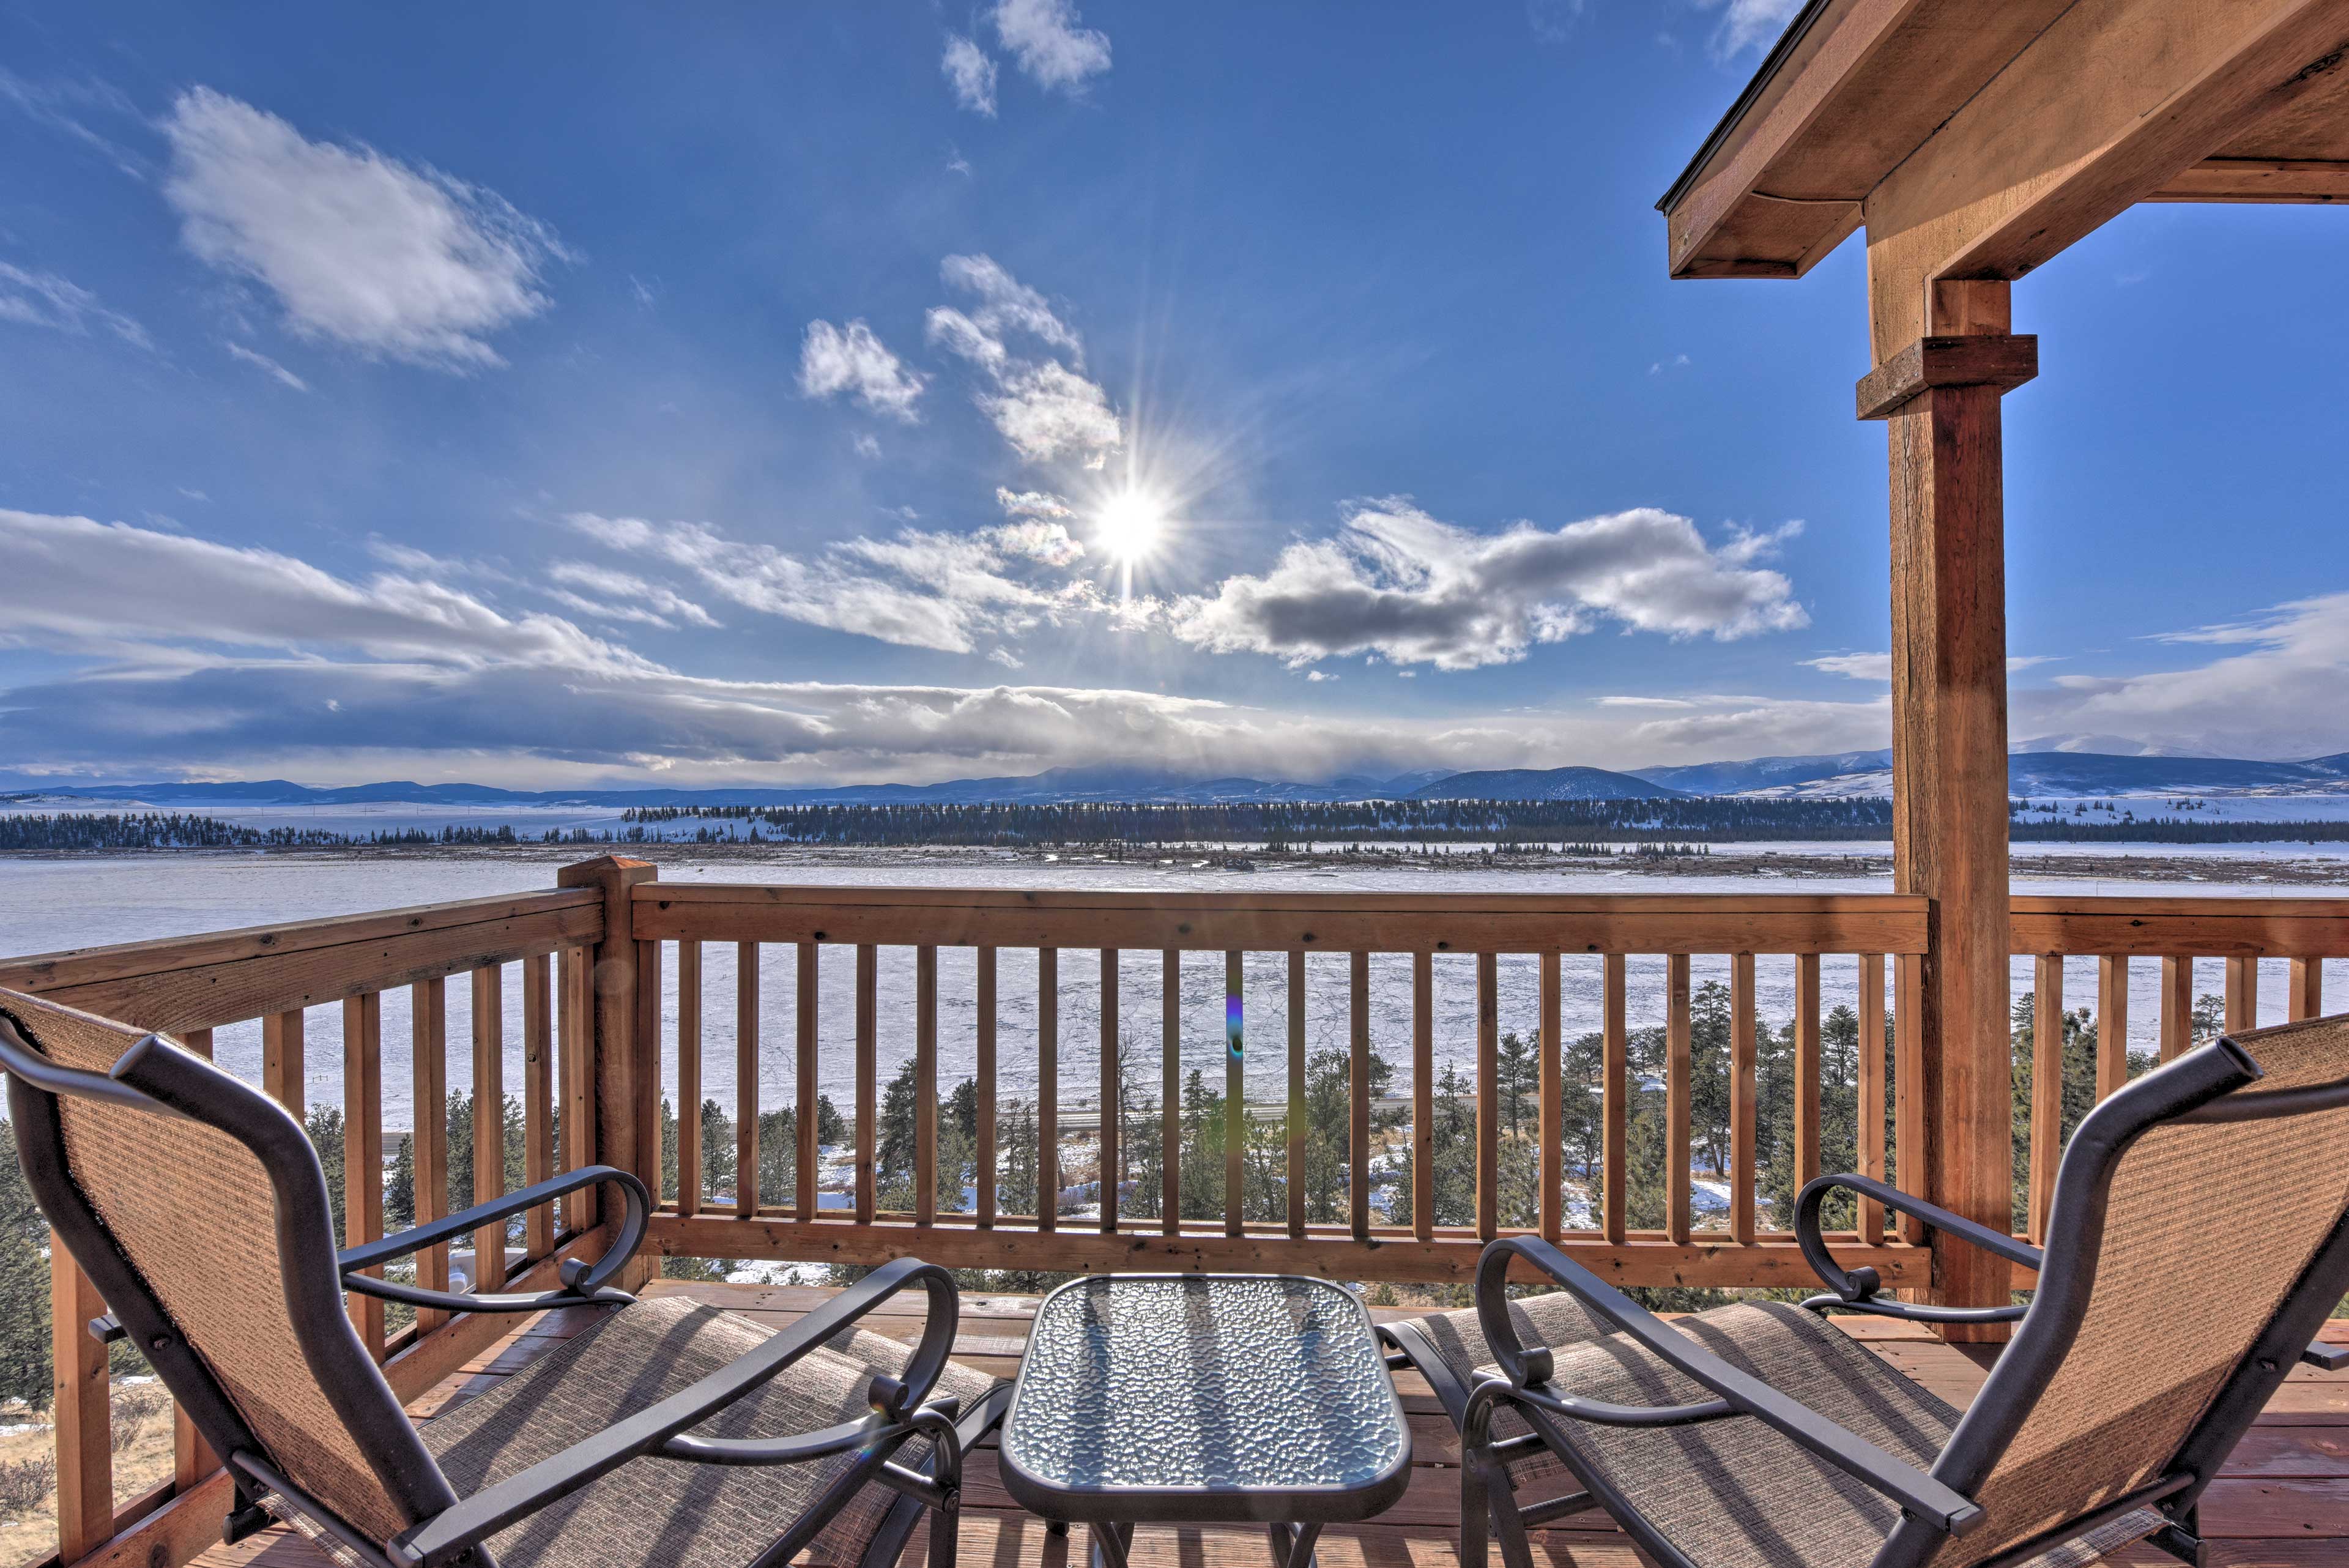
[1265, 1522, 1321, 1568]
[1089, 1522, 1132, 1568]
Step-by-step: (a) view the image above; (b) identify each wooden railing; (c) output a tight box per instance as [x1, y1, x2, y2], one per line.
[1, 863, 2343, 1568]
[631, 880, 1938, 1286]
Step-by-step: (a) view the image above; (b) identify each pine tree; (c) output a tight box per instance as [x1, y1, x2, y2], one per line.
[386, 1131, 416, 1231]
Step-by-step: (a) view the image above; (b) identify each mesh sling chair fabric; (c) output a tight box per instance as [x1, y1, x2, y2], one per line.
[1457, 1016, 2349, 1568]
[0, 986, 998, 1568]
[1379, 1291, 1615, 1491]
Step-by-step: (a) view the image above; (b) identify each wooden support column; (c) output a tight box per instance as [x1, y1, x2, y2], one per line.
[1860, 278, 2035, 1342]
[555, 856, 656, 1284]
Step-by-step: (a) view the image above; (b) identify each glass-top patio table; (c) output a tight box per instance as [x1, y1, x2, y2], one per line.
[998, 1274, 1412, 1568]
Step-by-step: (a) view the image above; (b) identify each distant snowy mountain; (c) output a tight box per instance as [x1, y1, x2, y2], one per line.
[1628, 751, 1893, 796]
[1408, 767, 1690, 802]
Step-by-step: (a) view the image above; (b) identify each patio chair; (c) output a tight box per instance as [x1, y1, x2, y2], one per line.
[0, 987, 1009, 1568]
[1434, 1014, 2349, 1568]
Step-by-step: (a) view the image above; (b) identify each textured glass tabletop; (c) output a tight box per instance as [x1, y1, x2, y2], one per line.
[1000, 1274, 1409, 1520]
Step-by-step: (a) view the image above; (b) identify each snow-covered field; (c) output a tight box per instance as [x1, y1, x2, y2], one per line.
[2, 847, 2342, 1131]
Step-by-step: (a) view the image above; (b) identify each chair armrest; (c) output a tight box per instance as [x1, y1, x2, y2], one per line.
[1793, 1173, 2038, 1325]
[1475, 1236, 1985, 1539]
[388, 1255, 960, 1568]
[339, 1166, 649, 1314]
[2303, 1340, 2349, 1372]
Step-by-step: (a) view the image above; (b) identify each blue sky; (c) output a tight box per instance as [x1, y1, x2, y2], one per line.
[5, 0, 2346, 788]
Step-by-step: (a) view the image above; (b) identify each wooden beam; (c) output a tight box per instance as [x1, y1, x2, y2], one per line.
[1864, 1, 2349, 356]
[51, 1249, 111, 1563]
[1873, 273, 2019, 1340]
[1855, 335, 2037, 420]
[2151, 156, 2349, 201]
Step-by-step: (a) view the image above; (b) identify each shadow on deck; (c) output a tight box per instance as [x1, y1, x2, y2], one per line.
[195, 1281, 2349, 1568]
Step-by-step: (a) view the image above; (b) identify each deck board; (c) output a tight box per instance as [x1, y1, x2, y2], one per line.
[188, 1281, 2349, 1568]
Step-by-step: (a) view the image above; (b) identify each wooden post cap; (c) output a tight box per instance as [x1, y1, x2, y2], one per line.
[1857, 334, 2038, 420]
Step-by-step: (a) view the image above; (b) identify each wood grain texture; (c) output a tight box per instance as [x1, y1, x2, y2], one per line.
[2097, 955, 2131, 1102]
[1666, 953, 1692, 1246]
[1099, 947, 1118, 1235]
[916, 945, 937, 1226]
[855, 944, 877, 1225]
[1161, 948, 1181, 1235]
[634, 884, 1928, 955]
[975, 945, 996, 1229]
[2163, 956, 2197, 1062]
[1603, 952, 1627, 1246]
[796, 941, 820, 1222]
[51, 1248, 112, 1562]
[411, 976, 450, 1330]
[554, 857, 655, 1238]
[1410, 951, 1432, 1243]
[1037, 948, 1058, 1234]
[343, 990, 384, 1356]
[522, 954, 552, 1259]
[674, 940, 701, 1216]
[1291, 950, 1310, 1241]
[1731, 953, 1758, 1247]
[1226, 950, 1245, 1240]
[1880, 370, 2015, 1338]
[1857, 953, 1887, 1239]
[471, 964, 505, 1291]
[1538, 949, 1562, 1243]
[2028, 954, 2063, 1245]
[1794, 951, 1822, 1192]
[737, 942, 760, 1218]
[1475, 951, 1499, 1243]
[1352, 950, 1372, 1242]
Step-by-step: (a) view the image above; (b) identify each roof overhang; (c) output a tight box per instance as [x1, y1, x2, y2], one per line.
[1658, 0, 2349, 282]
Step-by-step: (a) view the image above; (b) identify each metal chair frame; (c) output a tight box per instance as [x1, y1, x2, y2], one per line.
[0, 1003, 1004, 1568]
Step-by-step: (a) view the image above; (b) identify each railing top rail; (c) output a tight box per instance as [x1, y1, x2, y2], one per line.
[0, 886, 601, 1033]
[633, 882, 1932, 954]
[2011, 894, 2349, 957]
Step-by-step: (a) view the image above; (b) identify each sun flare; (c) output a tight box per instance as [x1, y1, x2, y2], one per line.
[1094, 488, 1169, 563]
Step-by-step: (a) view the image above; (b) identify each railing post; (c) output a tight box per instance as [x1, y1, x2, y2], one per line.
[51, 1246, 111, 1564]
[557, 856, 657, 1287]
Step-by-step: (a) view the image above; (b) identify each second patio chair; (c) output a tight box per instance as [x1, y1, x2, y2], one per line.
[1447, 1013, 2349, 1568]
[0, 986, 1009, 1568]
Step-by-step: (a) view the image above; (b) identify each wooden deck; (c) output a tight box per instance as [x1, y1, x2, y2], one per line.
[195, 1281, 2349, 1568]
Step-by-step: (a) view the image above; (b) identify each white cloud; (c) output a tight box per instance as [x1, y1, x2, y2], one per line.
[988, 647, 1025, 670]
[0, 508, 645, 674]
[796, 318, 928, 421]
[1165, 500, 1808, 670]
[1649, 353, 1690, 376]
[544, 560, 719, 630]
[0, 263, 152, 349]
[224, 340, 308, 390]
[1693, 0, 1804, 59]
[992, 0, 1111, 92]
[852, 433, 883, 459]
[927, 255, 1120, 466]
[161, 87, 566, 371]
[942, 34, 999, 116]
[0, 69, 149, 180]
[565, 511, 1090, 655]
[1525, 0, 1587, 44]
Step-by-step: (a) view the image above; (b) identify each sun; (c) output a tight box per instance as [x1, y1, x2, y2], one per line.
[1094, 488, 1168, 564]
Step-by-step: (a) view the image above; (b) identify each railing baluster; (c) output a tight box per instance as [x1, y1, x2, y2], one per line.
[2028, 954, 2063, 1244]
[855, 944, 877, 1225]
[1857, 954, 1887, 1240]
[2160, 956, 2193, 1061]
[413, 977, 450, 1330]
[1894, 954, 1926, 1246]
[1162, 948, 1181, 1235]
[1602, 953, 1627, 1246]
[796, 942, 821, 1222]
[676, 938, 702, 1216]
[472, 964, 505, 1293]
[1409, 950, 1431, 1244]
[51, 1247, 111, 1564]
[1039, 947, 1058, 1232]
[561, 949, 592, 1234]
[1538, 949, 1562, 1244]
[176, 1028, 220, 1488]
[976, 945, 997, 1229]
[2225, 953, 2258, 1033]
[916, 945, 938, 1225]
[737, 942, 760, 1217]
[1475, 951, 1499, 1243]
[1794, 952, 1822, 1194]
[1665, 953, 1692, 1246]
[264, 1007, 304, 1117]
[2096, 955, 2129, 1101]
[1226, 949, 1245, 1239]
[1349, 950, 1371, 1241]
[1730, 953, 1757, 1246]
[523, 954, 553, 1258]
[1100, 948, 1119, 1234]
[1293, 950, 1312, 1241]
[2289, 956, 2324, 1022]
[344, 990, 385, 1356]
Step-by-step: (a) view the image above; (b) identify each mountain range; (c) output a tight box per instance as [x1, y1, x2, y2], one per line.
[9, 748, 2349, 811]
